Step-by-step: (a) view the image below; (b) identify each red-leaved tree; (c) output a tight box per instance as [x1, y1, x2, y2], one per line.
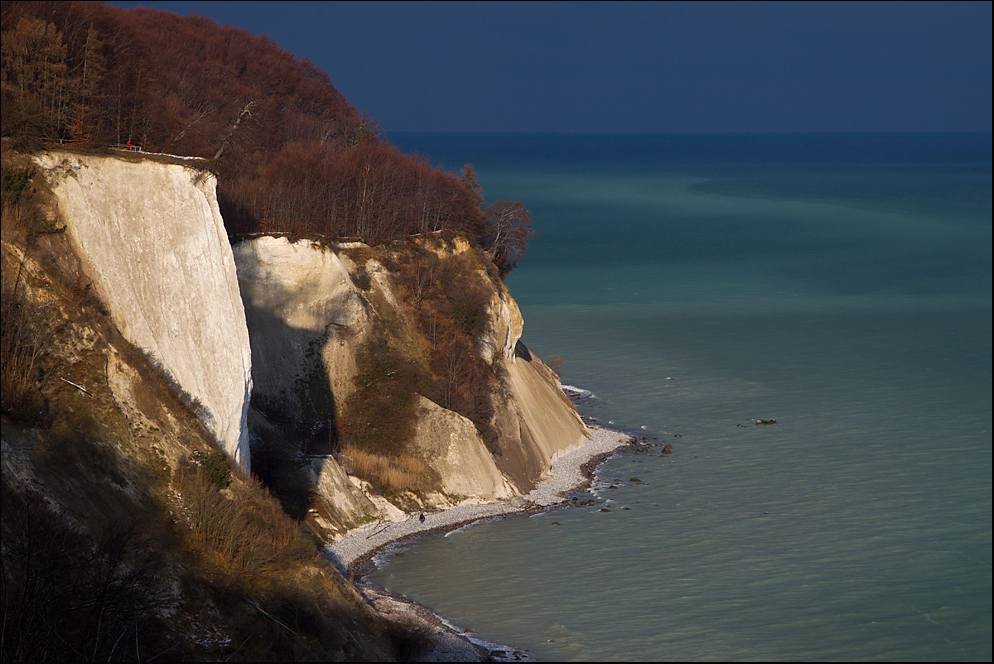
[2, 1, 526, 274]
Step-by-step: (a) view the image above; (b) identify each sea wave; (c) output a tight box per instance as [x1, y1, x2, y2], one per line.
[562, 384, 597, 399]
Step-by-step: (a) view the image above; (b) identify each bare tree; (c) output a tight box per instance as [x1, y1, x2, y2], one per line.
[211, 100, 256, 163]
[483, 199, 534, 277]
[410, 253, 438, 307]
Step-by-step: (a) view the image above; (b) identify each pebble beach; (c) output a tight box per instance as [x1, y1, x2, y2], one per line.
[325, 425, 632, 574]
[321, 425, 631, 661]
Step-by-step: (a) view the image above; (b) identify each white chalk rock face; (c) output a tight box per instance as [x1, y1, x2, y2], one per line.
[411, 396, 514, 501]
[481, 281, 524, 364]
[308, 458, 379, 528]
[35, 152, 252, 472]
[505, 349, 588, 465]
[232, 237, 369, 426]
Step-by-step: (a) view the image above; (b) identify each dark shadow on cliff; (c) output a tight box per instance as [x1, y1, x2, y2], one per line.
[243, 301, 341, 457]
[1, 370, 398, 661]
[1, 442, 400, 662]
[239, 300, 344, 521]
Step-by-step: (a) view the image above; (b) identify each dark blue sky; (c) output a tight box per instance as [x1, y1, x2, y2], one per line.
[113, 1, 991, 133]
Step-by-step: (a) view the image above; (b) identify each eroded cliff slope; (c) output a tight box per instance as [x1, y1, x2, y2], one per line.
[234, 235, 587, 527]
[20, 149, 586, 536]
[1, 149, 404, 661]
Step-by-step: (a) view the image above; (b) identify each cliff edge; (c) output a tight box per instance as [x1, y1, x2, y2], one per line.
[32, 151, 253, 472]
[21, 150, 585, 535]
[234, 235, 587, 530]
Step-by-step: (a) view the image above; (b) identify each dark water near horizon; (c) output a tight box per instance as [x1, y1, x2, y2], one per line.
[373, 133, 992, 661]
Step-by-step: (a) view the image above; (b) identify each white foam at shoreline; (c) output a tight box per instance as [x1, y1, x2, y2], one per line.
[562, 384, 597, 399]
[324, 426, 629, 572]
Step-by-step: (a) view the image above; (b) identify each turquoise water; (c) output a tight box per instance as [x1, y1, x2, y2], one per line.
[373, 133, 992, 661]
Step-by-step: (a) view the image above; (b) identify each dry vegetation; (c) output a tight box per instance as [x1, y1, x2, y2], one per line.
[1, 2, 532, 270]
[325, 239, 505, 496]
[0, 151, 425, 661]
[0, 165, 47, 420]
[1, 3, 543, 655]
[335, 446, 438, 496]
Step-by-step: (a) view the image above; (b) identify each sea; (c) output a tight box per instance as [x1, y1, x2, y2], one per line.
[374, 132, 992, 661]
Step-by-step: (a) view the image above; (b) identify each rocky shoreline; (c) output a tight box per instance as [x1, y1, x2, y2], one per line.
[325, 426, 632, 573]
[323, 425, 633, 661]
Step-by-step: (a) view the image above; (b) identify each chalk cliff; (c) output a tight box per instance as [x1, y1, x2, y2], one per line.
[25, 151, 585, 532]
[33, 152, 253, 472]
[232, 237, 369, 448]
[234, 236, 586, 522]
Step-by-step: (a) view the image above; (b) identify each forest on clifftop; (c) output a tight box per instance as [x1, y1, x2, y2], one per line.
[1, 0, 532, 273]
[0, 2, 541, 659]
